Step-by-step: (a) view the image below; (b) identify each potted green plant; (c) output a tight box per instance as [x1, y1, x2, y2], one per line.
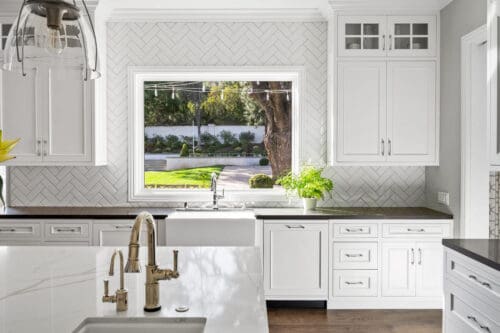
[277, 165, 333, 211]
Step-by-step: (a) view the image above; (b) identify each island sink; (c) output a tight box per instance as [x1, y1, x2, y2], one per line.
[73, 317, 207, 333]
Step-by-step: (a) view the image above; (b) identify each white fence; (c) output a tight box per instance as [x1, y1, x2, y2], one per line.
[145, 125, 265, 143]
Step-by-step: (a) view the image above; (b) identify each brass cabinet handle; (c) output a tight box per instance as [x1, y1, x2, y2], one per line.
[286, 225, 305, 229]
[467, 316, 491, 332]
[37, 139, 41, 156]
[0, 227, 32, 233]
[381, 139, 385, 156]
[418, 248, 422, 265]
[54, 227, 79, 233]
[411, 248, 415, 265]
[388, 139, 392, 156]
[389, 35, 393, 50]
[0, 228, 17, 233]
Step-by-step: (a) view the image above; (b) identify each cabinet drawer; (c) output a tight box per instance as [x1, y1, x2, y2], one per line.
[445, 281, 500, 333]
[383, 223, 450, 238]
[333, 242, 378, 269]
[44, 221, 90, 241]
[332, 270, 378, 297]
[446, 252, 500, 306]
[0, 222, 41, 240]
[333, 223, 378, 239]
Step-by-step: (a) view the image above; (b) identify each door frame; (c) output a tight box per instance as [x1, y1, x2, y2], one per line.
[460, 24, 489, 238]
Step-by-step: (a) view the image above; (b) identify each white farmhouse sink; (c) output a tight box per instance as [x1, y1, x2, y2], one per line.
[165, 211, 256, 246]
[73, 317, 206, 333]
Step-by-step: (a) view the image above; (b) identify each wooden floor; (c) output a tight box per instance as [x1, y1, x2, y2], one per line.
[268, 309, 442, 333]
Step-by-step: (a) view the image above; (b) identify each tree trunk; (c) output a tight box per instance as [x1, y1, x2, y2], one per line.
[250, 82, 292, 179]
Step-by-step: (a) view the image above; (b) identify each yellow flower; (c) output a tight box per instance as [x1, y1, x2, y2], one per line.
[0, 130, 20, 163]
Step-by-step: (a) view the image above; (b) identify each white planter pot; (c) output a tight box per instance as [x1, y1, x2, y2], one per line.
[302, 198, 317, 211]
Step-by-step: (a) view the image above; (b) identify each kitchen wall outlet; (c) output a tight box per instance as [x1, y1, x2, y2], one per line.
[437, 191, 450, 206]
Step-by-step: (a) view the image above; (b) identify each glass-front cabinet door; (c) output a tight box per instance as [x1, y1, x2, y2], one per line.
[387, 16, 436, 57]
[338, 16, 387, 57]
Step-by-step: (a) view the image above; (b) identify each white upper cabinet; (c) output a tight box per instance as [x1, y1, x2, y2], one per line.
[387, 16, 436, 57]
[338, 15, 437, 58]
[337, 61, 387, 162]
[386, 61, 436, 163]
[339, 16, 387, 57]
[0, 68, 42, 163]
[43, 67, 92, 163]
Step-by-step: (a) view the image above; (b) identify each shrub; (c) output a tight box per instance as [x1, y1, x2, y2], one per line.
[259, 157, 269, 166]
[180, 143, 190, 157]
[165, 135, 182, 151]
[238, 131, 255, 144]
[219, 130, 237, 146]
[200, 132, 220, 148]
[249, 174, 274, 189]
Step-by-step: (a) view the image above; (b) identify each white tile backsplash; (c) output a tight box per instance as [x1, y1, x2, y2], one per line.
[8, 22, 425, 207]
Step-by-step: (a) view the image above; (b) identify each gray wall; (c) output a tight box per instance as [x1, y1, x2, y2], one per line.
[426, 0, 487, 236]
[8, 21, 426, 207]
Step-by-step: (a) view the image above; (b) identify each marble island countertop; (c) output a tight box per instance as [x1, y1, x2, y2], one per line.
[0, 246, 268, 333]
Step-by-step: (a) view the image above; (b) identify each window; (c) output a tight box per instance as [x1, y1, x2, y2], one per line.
[129, 67, 302, 202]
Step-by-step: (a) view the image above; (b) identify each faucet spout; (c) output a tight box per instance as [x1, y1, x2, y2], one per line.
[124, 211, 180, 312]
[125, 211, 157, 273]
[109, 249, 125, 290]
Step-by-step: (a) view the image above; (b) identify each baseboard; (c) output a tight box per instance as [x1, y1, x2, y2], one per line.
[267, 300, 327, 309]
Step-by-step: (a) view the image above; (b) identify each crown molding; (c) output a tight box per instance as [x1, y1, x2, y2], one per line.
[106, 8, 327, 22]
[328, 0, 444, 11]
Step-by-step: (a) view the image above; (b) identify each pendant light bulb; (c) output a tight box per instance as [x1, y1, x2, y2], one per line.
[45, 26, 66, 55]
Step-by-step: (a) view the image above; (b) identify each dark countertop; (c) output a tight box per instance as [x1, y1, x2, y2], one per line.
[443, 239, 500, 272]
[0, 206, 452, 220]
[253, 207, 453, 220]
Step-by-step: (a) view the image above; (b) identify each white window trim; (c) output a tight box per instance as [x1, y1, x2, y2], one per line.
[128, 66, 304, 202]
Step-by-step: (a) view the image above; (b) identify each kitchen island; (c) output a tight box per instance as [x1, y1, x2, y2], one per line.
[0, 246, 268, 333]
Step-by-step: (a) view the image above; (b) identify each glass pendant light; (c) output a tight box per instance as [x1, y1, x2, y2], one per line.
[2, 0, 100, 81]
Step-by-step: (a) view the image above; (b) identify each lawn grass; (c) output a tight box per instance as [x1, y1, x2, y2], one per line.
[145, 165, 224, 188]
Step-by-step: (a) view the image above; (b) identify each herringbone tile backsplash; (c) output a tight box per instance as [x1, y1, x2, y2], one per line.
[8, 22, 425, 207]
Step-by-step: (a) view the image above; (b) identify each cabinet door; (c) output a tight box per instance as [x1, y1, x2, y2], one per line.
[43, 66, 91, 162]
[338, 16, 387, 57]
[387, 16, 436, 57]
[93, 221, 148, 246]
[337, 61, 387, 162]
[416, 242, 443, 297]
[0, 68, 43, 163]
[381, 242, 416, 296]
[264, 222, 328, 298]
[386, 61, 436, 163]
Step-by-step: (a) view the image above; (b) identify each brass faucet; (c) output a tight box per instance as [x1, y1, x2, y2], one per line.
[102, 249, 128, 311]
[125, 212, 179, 312]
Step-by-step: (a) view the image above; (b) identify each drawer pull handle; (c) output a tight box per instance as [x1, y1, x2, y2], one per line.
[0, 228, 17, 233]
[411, 248, 415, 265]
[54, 228, 78, 233]
[467, 316, 491, 332]
[115, 225, 133, 230]
[345, 253, 363, 258]
[0, 227, 32, 233]
[345, 281, 364, 285]
[468, 275, 492, 289]
[407, 228, 425, 232]
[285, 225, 305, 229]
[345, 228, 364, 232]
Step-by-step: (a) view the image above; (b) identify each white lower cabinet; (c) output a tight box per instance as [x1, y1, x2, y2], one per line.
[263, 221, 328, 299]
[444, 248, 500, 333]
[328, 219, 452, 309]
[92, 220, 152, 246]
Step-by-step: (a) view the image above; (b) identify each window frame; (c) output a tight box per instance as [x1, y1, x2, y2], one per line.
[128, 66, 304, 203]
